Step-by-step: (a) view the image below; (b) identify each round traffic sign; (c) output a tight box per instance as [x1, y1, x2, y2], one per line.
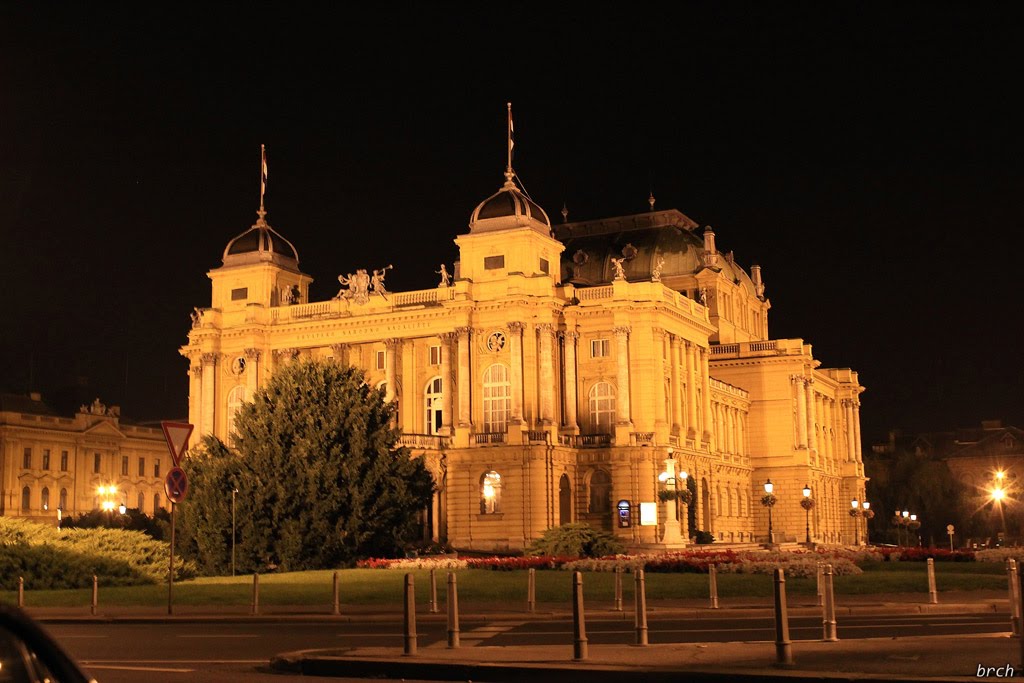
[946, 524, 955, 533]
[165, 466, 189, 504]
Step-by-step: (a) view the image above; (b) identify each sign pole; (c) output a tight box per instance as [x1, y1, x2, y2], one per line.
[168, 502, 175, 615]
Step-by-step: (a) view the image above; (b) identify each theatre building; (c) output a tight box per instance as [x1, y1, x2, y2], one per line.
[181, 146, 866, 552]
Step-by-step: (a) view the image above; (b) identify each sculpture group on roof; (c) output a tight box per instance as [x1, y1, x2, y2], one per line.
[336, 265, 393, 305]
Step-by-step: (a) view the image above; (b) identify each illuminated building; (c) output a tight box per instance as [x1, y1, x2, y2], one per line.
[181, 121, 866, 551]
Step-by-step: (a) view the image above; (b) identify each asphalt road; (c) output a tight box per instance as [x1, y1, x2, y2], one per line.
[44, 613, 1013, 683]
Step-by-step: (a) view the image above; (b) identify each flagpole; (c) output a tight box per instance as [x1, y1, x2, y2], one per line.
[506, 102, 513, 177]
[259, 144, 267, 214]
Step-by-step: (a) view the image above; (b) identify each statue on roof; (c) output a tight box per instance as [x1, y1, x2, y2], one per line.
[190, 307, 202, 329]
[337, 269, 371, 305]
[652, 255, 665, 282]
[371, 265, 393, 300]
[611, 257, 627, 281]
[436, 263, 451, 288]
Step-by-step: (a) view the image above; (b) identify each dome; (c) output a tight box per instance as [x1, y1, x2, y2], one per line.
[222, 211, 300, 269]
[468, 175, 551, 235]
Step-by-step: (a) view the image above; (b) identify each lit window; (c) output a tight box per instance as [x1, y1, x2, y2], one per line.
[22, 447, 31, 469]
[429, 345, 441, 366]
[42, 449, 51, 470]
[591, 339, 610, 358]
[588, 382, 617, 433]
[482, 363, 511, 433]
[425, 376, 443, 435]
[375, 350, 386, 370]
[589, 470, 611, 514]
[41, 487, 50, 511]
[480, 471, 502, 514]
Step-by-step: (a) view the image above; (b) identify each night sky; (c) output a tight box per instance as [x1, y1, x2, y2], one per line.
[2, 5, 1021, 446]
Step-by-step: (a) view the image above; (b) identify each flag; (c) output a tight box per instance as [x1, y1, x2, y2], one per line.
[261, 145, 268, 199]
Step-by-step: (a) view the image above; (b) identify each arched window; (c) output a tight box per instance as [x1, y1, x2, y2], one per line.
[154, 493, 161, 512]
[59, 488, 68, 510]
[21, 486, 30, 510]
[138, 492, 146, 512]
[480, 470, 502, 514]
[227, 385, 247, 435]
[588, 382, 616, 433]
[589, 469, 612, 514]
[41, 487, 50, 511]
[424, 376, 443, 435]
[482, 364, 510, 433]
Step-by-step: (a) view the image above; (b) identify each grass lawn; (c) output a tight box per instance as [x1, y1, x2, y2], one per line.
[0, 562, 1010, 608]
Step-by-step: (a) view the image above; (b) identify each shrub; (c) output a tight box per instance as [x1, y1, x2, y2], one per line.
[526, 523, 625, 558]
[693, 530, 716, 544]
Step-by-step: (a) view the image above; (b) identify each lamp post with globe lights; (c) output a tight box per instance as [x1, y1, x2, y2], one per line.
[861, 501, 873, 545]
[657, 455, 690, 545]
[907, 513, 921, 547]
[800, 484, 814, 546]
[850, 499, 861, 546]
[761, 479, 777, 547]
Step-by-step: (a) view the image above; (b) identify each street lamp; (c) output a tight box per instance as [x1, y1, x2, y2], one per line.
[761, 479, 777, 546]
[908, 513, 920, 547]
[800, 484, 814, 546]
[231, 488, 238, 577]
[850, 499, 861, 546]
[862, 501, 873, 545]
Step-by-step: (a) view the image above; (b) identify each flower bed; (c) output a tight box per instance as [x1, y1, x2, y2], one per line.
[876, 547, 976, 562]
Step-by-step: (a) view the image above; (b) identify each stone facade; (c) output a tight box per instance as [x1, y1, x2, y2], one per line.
[0, 394, 168, 523]
[181, 160, 866, 552]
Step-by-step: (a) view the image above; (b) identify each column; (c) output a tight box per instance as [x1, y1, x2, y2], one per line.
[507, 322, 524, 423]
[384, 338, 399, 403]
[700, 347, 712, 443]
[439, 333, 455, 435]
[805, 379, 817, 454]
[200, 352, 218, 437]
[456, 327, 472, 427]
[662, 457, 683, 544]
[844, 400, 856, 462]
[653, 328, 667, 429]
[613, 326, 631, 425]
[331, 342, 349, 366]
[685, 342, 698, 439]
[669, 335, 682, 436]
[244, 348, 260, 397]
[794, 376, 808, 449]
[189, 363, 202, 431]
[562, 331, 579, 431]
[853, 401, 863, 463]
[537, 323, 555, 425]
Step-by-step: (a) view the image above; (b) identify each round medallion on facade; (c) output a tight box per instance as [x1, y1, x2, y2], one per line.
[486, 331, 506, 352]
[230, 356, 246, 375]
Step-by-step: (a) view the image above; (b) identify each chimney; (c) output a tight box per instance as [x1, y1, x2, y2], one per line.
[751, 264, 765, 299]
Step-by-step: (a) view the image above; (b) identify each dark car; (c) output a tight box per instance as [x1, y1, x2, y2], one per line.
[0, 604, 96, 683]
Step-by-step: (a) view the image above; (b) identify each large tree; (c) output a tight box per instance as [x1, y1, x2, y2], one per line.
[180, 360, 433, 573]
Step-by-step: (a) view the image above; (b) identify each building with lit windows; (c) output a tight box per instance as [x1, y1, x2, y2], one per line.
[181, 128, 867, 552]
[0, 393, 168, 522]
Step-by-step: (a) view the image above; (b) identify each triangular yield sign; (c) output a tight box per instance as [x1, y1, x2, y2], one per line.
[161, 421, 194, 467]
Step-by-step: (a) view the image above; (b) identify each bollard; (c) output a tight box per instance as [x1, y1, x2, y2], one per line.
[614, 567, 623, 612]
[1009, 559, 1021, 638]
[91, 575, 98, 616]
[709, 564, 720, 609]
[404, 573, 418, 656]
[822, 563, 838, 642]
[772, 568, 794, 667]
[927, 558, 938, 604]
[429, 568, 439, 614]
[18, 577, 24, 608]
[332, 571, 340, 616]
[447, 572, 460, 648]
[572, 571, 588, 660]
[1017, 563, 1024, 667]
[816, 562, 824, 607]
[251, 573, 260, 616]
[528, 567, 536, 613]
[634, 569, 649, 646]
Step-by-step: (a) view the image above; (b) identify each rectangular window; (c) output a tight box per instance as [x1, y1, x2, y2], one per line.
[138, 457, 146, 476]
[484, 255, 505, 270]
[121, 455, 129, 476]
[591, 339, 610, 358]
[60, 450, 69, 471]
[93, 452, 101, 473]
[539, 258, 549, 274]
[429, 345, 441, 366]
[154, 459, 161, 478]
[22, 447, 31, 469]
[42, 449, 50, 470]
[231, 287, 248, 300]
[375, 350, 386, 370]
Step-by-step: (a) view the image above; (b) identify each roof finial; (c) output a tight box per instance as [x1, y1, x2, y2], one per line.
[504, 102, 515, 188]
[648, 190, 656, 211]
[561, 201, 569, 223]
[257, 144, 269, 225]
